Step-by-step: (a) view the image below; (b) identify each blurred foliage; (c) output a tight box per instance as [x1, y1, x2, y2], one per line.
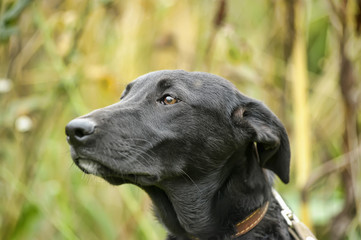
[0, 0, 360, 239]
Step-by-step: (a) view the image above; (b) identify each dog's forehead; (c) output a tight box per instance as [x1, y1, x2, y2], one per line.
[130, 70, 237, 95]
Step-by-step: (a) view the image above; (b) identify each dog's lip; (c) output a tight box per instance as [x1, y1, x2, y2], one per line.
[72, 155, 114, 174]
[76, 159, 102, 175]
[73, 157, 159, 185]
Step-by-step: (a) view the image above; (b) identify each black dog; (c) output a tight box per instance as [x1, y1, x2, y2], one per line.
[66, 70, 295, 239]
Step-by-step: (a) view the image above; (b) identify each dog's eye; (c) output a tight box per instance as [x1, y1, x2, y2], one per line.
[159, 95, 179, 105]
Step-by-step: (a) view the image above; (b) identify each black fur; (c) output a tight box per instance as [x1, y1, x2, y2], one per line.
[66, 70, 293, 239]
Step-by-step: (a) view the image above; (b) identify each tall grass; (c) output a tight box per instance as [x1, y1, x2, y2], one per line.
[0, 0, 360, 239]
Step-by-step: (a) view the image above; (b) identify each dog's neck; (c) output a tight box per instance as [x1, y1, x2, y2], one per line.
[143, 150, 272, 239]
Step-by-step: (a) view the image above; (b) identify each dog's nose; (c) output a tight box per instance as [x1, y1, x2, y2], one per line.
[66, 118, 96, 146]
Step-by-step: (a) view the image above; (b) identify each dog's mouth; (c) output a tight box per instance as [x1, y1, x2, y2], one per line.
[74, 158, 160, 186]
[77, 159, 103, 176]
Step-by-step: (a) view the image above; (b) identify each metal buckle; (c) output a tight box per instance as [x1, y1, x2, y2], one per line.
[272, 188, 300, 227]
[281, 208, 300, 227]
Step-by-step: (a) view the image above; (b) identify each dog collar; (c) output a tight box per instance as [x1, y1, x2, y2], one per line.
[232, 201, 270, 238]
[190, 201, 269, 240]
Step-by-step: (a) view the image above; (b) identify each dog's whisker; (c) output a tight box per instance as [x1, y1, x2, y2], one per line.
[180, 169, 201, 192]
[100, 145, 157, 178]
[105, 143, 157, 169]
[96, 127, 155, 149]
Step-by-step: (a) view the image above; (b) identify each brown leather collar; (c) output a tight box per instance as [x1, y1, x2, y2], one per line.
[232, 201, 270, 238]
[190, 201, 269, 240]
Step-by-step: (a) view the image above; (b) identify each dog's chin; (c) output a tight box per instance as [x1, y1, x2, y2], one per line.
[77, 159, 102, 176]
[103, 175, 160, 186]
[74, 159, 160, 186]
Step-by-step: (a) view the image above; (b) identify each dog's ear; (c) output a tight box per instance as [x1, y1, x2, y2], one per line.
[232, 100, 290, 183]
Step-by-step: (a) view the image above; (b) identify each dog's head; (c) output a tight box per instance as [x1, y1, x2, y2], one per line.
[66, 70, 290, 186]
